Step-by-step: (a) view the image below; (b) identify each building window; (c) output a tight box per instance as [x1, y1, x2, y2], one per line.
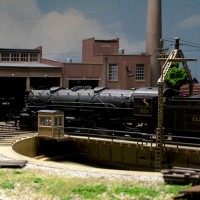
[21, 53, 29, 62]
[55, 116, 62, 126]
[136, 64, 144, 80]
[30, 53, 38, 62]
[1, 53, 10, 62]
[40, 116, 52, 126]
[11, 53, 19, 61]
[108, 64, 118, 81]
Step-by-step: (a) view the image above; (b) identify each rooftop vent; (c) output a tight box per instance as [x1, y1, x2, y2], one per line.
[66, 58, 72, 63]
[118, 48, 124, 55]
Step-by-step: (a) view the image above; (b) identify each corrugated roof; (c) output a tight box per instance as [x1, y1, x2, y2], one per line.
[0, 62, 61, 68]
[38, 110, 63, 113]
[0, 48, 40, 53]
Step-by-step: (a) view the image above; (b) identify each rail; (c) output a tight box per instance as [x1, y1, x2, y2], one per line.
[0, 123, 37, 146]
[2, 122, 197, 150]
[168, 135, 200, 148]
[61, 127, 200, 149]
[64, 126, 154, 147]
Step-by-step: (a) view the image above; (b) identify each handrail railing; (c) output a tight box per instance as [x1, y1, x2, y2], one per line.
[57, 126, 200, 149]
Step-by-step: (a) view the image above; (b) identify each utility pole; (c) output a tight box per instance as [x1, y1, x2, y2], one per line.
[155, 37, 197, 171]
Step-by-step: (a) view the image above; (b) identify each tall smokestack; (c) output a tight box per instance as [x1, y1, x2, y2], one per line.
[146, 0, 162, 86]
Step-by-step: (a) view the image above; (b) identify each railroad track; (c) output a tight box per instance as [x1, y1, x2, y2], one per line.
[0, 123, 37, 146]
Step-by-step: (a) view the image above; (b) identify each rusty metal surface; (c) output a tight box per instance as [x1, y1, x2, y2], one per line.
[0, 160, 27, 168]
[163, 167, 200, 199]
[174, 184, 200, 200]
[162, 167, 200, 185]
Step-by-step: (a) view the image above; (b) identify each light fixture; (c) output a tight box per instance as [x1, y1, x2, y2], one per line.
[126, 66, 134, 77]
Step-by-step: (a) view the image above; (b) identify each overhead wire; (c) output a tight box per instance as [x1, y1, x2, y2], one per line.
[162, 38, 200, 52]
[180, 39, 200, 46]
[17, 1, 200, 58]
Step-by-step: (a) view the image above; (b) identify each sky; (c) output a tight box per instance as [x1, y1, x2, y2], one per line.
[0, 0, 200, 80]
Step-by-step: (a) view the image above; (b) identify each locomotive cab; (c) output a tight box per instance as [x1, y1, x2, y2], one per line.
[133, 88, 159, 134]
[134, 97, 157, 134]
[132, 87, 179, 134]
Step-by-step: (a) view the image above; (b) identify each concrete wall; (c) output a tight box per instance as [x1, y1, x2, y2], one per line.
[13, 137, 40, 158]
[12, 137, 200, 171]
[75, 140, 154, 170]
[74, 140, 200, 170]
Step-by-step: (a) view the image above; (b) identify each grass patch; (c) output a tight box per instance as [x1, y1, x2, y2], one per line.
[0, 168, 191, 199]
[115, 186, 158, 197]
[72, 184, 107, 199]
[33, 177, 43, 184]
[0, 181, 15, 190]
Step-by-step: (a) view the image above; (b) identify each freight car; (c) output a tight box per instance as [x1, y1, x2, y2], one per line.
[0, 96, 19, 121]
[19, 86, 178, 136]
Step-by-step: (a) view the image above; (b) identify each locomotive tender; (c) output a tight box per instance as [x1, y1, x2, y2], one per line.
[164, 94, 200, 138]
[19, 86, 181, 136]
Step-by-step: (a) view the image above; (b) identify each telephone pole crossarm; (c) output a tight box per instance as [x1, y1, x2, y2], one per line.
[158, 58, 197, 62]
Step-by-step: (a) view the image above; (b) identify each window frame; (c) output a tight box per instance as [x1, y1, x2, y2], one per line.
[11, 53, 19, 62]
[30, 53, 38, 62]
[1, 53, 10, 62]
[54, 116, 63, 127]
[40, 116, 52, 126]
[21, 53, 29, 62]
[135, 64, 145, 81]
[108, 64, 118, 81]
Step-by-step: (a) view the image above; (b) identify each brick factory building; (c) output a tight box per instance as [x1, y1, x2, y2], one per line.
[0, 37, 151, 110]
[43, 37, 151, 89]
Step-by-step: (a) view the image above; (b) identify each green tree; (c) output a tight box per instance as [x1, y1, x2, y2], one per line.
[165, 62, 188, 89]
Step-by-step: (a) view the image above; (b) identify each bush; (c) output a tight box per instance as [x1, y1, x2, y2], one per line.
[165, 63, 187, 89]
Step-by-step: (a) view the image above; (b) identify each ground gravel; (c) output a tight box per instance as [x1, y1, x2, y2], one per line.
[0, 153, 164, 183]
[0, 152, 165, 199]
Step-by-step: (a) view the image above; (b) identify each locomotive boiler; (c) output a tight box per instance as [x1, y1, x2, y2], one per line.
[19, 86, 178, 136]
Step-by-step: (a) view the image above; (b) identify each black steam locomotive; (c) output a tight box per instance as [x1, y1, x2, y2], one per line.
[19, 86, 180, 135]
[18, 85, 200, 140]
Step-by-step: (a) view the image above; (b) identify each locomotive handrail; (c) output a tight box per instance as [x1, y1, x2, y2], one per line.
[47, 101, 117, 108]
[91, 94, 109, 108]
